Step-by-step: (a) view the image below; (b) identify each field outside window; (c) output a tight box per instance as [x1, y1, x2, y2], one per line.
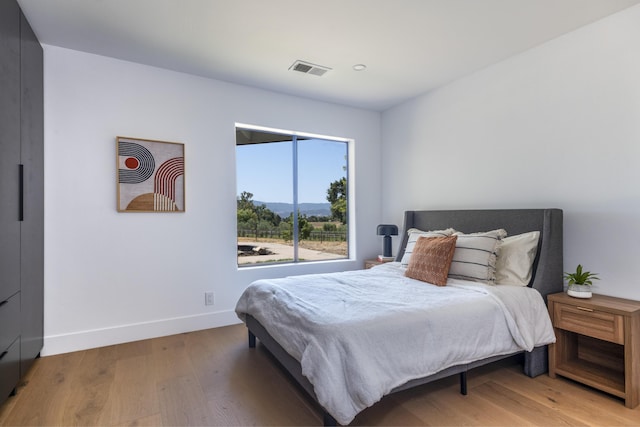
[236, 126, 349, 266]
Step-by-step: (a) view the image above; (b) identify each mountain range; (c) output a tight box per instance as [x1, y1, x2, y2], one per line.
[254, 201, 331, 217]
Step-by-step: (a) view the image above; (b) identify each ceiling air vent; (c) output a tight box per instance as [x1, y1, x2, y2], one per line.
[289, 60, 331, 77]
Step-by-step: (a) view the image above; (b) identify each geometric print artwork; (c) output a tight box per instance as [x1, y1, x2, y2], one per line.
[116, 136, 185, 212]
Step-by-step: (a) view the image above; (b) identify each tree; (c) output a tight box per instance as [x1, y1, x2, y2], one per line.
[237, 208, 257, 224]
[323, 222, 337, 232]
[255, 203, 281, 227]
[237, 191, 281, 228]
[326, 177, 347, 224]
[307, 215, 330, 222]
[237, 191, 255, 211]
[300, 215, 314, 239]
[280, 213, 314, 241]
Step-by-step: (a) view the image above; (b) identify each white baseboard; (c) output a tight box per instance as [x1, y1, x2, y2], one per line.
[41, 310, 241, 356]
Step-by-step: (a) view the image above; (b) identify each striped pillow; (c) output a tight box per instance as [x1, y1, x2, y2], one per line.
[448, 229, 507, 283]
[400, 228, 455, 267]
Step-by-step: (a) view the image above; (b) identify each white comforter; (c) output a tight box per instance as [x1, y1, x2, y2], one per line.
[235, 262, 555, 425]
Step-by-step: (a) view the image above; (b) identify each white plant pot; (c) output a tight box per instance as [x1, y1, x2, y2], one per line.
[567, 284, 592, 299]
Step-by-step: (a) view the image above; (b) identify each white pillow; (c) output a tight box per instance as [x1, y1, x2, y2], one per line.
[495, 231, 540, 286]
[400, 228, 455, 267]
[449, 229, 507, 283]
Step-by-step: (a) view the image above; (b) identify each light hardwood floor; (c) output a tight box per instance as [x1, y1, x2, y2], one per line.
[1, 324, 638, 426]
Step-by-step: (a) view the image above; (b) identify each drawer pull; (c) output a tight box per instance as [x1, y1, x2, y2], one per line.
[576, 306, 594, 312]
[19, 164, 24, 221]
[0, 300, 8, 307]
[0, 351, 7, 360]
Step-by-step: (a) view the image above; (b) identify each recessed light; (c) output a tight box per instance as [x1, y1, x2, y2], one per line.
[353, 64, 367, 71]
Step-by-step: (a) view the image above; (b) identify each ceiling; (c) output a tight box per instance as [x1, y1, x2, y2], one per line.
[17, 0, 640, 111]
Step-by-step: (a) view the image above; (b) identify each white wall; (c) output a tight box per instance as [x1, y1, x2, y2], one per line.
[382, 5, 640, 300]
[43, 46, 382, 355]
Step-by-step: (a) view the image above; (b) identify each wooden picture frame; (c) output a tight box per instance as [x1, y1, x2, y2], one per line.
[116, 136, 185, 212]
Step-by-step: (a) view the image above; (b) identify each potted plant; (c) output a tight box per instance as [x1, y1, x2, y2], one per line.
[564, 264, 599, 298]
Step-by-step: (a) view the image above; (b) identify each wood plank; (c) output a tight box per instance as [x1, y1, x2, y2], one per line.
[59, 345, 118, 425]
[472, 380, 581, 426]
[113, 412, 163, 426]
[157, 374, 216, 426]
[1, 350, 85, 425]
[97, 354, 159, 425]
[497, 365, 639, 426]
[351, 393, 425, 426]
[577, 335, 624, 372]
[2, 324, 639, 426]
[209, 345, 319, 425]
[395, 378, 529, 426]
[114, 337, 153, 360]
[625, 311, 640, 408]
[555, 360, 625, 397]
[150, 333, 194, 383]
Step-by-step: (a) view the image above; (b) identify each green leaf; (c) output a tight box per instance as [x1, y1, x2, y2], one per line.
[563, 264, 599, 286]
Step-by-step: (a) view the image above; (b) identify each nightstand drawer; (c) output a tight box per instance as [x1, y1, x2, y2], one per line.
[554, 302, 623, 344]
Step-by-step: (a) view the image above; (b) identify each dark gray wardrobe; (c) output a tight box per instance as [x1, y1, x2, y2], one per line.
[0, 0, 44, 403]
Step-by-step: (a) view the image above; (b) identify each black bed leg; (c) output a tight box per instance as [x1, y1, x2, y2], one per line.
[460, 372, 467, 395]
[323, 412, 337, 426]
[248, 330, 256, 348]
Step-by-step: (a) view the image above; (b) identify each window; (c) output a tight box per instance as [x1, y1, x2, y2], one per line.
[236, 125, 349, 266]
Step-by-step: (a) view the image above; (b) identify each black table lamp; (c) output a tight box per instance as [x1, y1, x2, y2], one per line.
[377, 224, 398, 258]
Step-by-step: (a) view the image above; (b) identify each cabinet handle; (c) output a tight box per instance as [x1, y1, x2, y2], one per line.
[0, 351, 7, 360]
[0, 300, 8, 307]
[576, 306, 594, 312]
[19, 164, 24, 222]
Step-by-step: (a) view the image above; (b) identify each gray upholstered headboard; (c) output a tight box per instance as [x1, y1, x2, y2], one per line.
[395, 209, 563, 300]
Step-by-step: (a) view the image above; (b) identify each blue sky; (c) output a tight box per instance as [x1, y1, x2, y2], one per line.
[236, 138, 347, 204]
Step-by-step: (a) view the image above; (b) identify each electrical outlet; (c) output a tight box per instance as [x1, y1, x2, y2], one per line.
[205, 292, 214, 306]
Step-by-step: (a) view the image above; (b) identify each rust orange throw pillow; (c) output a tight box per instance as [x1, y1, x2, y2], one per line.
[405, 235, 458, 286]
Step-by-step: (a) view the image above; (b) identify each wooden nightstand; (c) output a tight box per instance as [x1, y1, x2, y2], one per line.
[547, 292, 640, 408]
[364, 258, 393, 269]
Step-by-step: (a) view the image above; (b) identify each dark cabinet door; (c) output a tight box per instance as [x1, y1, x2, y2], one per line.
[20, 11, 44, 371]
[1, 0, 44, 401]
[0, 338, 20, 401]
[0, 0, 21, 304]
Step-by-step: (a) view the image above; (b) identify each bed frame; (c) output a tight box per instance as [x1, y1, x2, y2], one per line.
[244, 208, 563, 425]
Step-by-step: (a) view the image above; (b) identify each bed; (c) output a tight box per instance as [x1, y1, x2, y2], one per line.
[236, 209, 563, 425]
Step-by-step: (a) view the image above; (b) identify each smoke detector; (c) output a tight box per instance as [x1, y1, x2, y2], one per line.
[289, 60, 331, 77]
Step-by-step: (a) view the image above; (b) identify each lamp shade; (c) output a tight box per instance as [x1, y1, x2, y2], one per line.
[376, 224, 398, 236]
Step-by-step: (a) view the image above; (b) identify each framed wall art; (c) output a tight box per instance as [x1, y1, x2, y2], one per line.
[116, 136, 185, 212]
